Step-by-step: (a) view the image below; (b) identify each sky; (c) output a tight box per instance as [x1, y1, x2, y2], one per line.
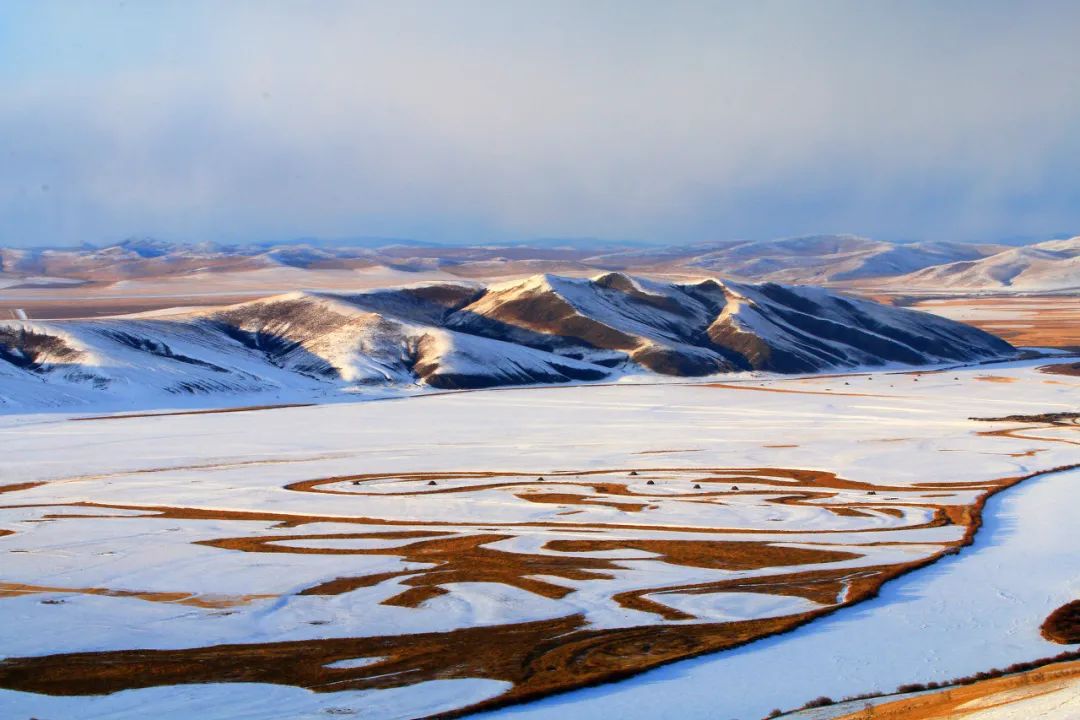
[2, 1, 1080, 248]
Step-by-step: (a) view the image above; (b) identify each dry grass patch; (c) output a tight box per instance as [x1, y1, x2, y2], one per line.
[826, 659, 1080, 720]
[1042, 600, 1080, 644]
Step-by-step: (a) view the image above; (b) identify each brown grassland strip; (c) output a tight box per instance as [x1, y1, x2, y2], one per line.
[0, 496, 982, 538]
[513, 493, 649, 512]
[0, 582, 272, 608]
[825, 659, 1080, 720]
[909, 296, 1080, 348]
[200, 532, 619, 602]
[542, 539, 860, 572]
[975, 425, 1080, 446]
[0, 482, 45, 495]
[0, 462, 1076, 720]
[286, 467, 969, 497]
[1040, 361, 1080, 377]
[615, 566, 894, 615]
[72, 403, 316, 421]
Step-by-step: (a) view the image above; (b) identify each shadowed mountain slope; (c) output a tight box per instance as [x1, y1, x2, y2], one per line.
[0, 273, 1016, 409]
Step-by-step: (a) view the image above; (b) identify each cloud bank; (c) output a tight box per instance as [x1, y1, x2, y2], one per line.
[2, 0, 1079, 246]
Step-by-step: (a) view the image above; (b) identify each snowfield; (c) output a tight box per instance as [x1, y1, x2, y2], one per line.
[0, 358, 1076, 719]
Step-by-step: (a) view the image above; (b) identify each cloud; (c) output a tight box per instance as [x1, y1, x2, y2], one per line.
[2, 0, 1079, 246]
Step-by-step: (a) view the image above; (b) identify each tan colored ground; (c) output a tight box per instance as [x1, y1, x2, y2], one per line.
[911, 295, 1080, 348]
[827, 660, 1080, 720]
[0, 582, 272, 609]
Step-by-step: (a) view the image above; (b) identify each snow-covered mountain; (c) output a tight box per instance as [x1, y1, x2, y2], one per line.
[885, 236, 1080, 292]
[0, 273, 1016, 410]
[0, 234, 1012, 290]
[668, 235, 1004, 284]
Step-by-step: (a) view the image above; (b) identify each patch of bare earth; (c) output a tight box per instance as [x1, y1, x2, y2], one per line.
[0, 583, 272, 609]
[1039, 361, 1080, 377]
[1042, 600, 1080, 644]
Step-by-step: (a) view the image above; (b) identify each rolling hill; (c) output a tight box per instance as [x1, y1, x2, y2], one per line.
[0, 273, 1016, 410]
[885, 236, 1080, 292]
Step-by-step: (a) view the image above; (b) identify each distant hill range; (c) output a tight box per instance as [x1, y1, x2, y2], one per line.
[1, 234, 1076, 294]
[0, 273, 1015, 409]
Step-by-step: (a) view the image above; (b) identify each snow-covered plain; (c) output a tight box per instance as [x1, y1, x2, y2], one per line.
[0, 359, 1076, 719]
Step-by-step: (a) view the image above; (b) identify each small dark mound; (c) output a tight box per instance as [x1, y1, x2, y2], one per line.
[1039, 361, 1080, 377]
[646, 480, 655, 485]
[971, 411, 1080, 425]
[629, 471, 638, 476]
[427, 480, 437, 486]
[693, 484, 701, 489]
[1042, 600, 1080, 644]
[731, 485, 739, 491]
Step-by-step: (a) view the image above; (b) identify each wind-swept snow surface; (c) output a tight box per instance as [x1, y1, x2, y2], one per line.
[0, 359, 1075, 719]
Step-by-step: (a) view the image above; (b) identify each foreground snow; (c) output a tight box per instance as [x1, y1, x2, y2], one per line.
[0, 359, 1076, 719]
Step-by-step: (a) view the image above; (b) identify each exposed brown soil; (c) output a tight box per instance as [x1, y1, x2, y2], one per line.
[825, 659, 1080, 720]
[911, 296, 1080, 348]
[973, 375, 1016, 383]
[1042, 600, 1080, 644]
[543, 539, 860, 572]
[0, 482, 45, 495]
[970, 412, 1080, 448]
[1040, 361, 1080, 377]
[514, 492, 648, 512]
[0, 613, 814, 709]
[200, 532, 620, 603]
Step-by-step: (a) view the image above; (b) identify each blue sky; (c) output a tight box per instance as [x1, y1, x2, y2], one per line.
[2, 1, 1079, 247]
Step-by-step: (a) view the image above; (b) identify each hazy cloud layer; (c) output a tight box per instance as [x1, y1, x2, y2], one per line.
[3, 1, 1079, 246]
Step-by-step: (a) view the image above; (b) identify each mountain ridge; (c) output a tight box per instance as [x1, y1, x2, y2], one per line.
[0, 273, 1017, 411]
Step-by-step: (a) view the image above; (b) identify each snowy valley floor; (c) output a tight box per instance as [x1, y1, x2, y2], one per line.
[0, 359, 1077, 719]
